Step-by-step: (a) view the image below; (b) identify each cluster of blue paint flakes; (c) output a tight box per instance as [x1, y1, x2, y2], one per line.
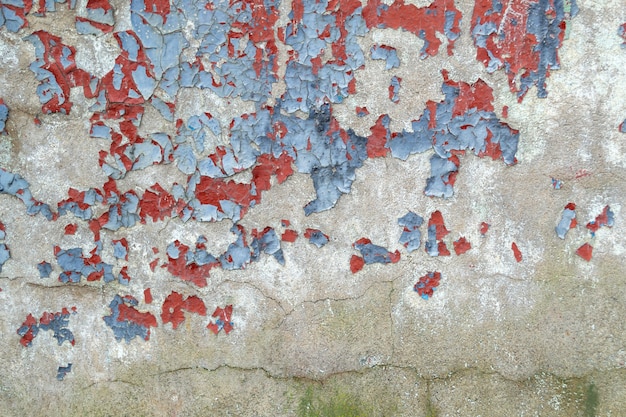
[398, 212, 424, 252]
[17, 308, 77, 348]
[55, 246, 116, 283]
[103, 294, 157, 343]
[0, 168, 54, 219]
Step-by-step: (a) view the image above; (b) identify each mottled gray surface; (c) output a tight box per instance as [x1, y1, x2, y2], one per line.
[1, 0, 626, 415]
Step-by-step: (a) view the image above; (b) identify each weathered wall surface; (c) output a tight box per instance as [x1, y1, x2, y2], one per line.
[0, 0, 625, 415]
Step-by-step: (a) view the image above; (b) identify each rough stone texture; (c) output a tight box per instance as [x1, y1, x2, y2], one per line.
[0, 0, 625, 415]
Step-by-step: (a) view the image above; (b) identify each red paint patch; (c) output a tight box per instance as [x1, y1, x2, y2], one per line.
[350, 255, 365, 274]
[437, 241, 450, 256]
[118, 266, 131, 284]
[575, 169, 591, 179]
[442, 70, 494, 117]
[586, 205, 613, 234]
[576, 243, 593, 261]
[64, 224, 78, 235]
[281, 229, 298, 242]
[161, 291, 207, 329]
[414, 271, 441, 299]
[149, 258, 159, 272]
[18, 314, 38, 347]
[144, 288, 152, 304]
[363, 0, 461, 57]
[453, 237, 471, 255]
[356, 106, 369, 116]
[140, 183, 176, 222]
[480, 222, 490, 236]
[165, 241, 219, 287]
[511, 242, 522, 262]
[117, 302, 158, 330]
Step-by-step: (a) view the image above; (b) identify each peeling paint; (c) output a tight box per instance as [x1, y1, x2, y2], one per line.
[161, 291, 206, 330]
[0, 0, 614, 395]
[304, 228, 330, 248]
[556, 202, 577, 239]
[0, 221, 8, 273]
[576, 242, 593, 261]
[351, 237, 400, 272]
[586, 205, 615, 236]
[103, 294, 157, 342]
[425, 210, 450, 257]
[56, 363, 72, 381]
[207, 305, 233, 335]
[398, 211, 423, 252]
[0, 98, 7, 134]
[17, 307, 77, 348]
[413, 271, 441, 300]
[511, 242, 523, 262]
[472, 0, 578, 100]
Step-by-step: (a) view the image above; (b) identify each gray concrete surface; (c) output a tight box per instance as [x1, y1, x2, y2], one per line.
[0, 0, 625, 415]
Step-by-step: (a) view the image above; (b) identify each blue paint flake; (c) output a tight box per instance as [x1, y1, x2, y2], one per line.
[0, 243, 10, 273]
[0, 99, 8, 134]
[251, 227, 285, 266]
[555, 203, 576, 239]
[389, 76, 401, 103]
[353, 238, 400, 265]
[304, 228, 330, 248]
[56, 363, 72, 381]
[370, 44, 400, 69]
[37, 261, 52, 278]
[0, 169, 54, 220]
[112, 239, 128, 260]
[38, 310, 76, 346]
[398, 211, 424, 252]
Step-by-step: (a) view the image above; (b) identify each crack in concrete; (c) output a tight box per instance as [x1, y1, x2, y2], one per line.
[270, 279, 397, 331]
[82, 378, 141, 391]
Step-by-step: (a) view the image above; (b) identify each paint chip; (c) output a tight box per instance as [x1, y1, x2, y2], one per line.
[576, 243, 593, 261]
[413, 271, 441, 300]
[207, 305, 233, 335]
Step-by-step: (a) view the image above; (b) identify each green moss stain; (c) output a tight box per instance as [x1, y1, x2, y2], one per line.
[297, 387, 368, 417]
[425, 398, 438, 417]
[584, 382, 598, 417]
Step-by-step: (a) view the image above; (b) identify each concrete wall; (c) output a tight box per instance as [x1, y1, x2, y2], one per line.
[0, 0, 625, 415]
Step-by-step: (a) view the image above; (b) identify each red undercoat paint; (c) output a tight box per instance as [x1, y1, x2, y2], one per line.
[511, 242, 523, 262]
